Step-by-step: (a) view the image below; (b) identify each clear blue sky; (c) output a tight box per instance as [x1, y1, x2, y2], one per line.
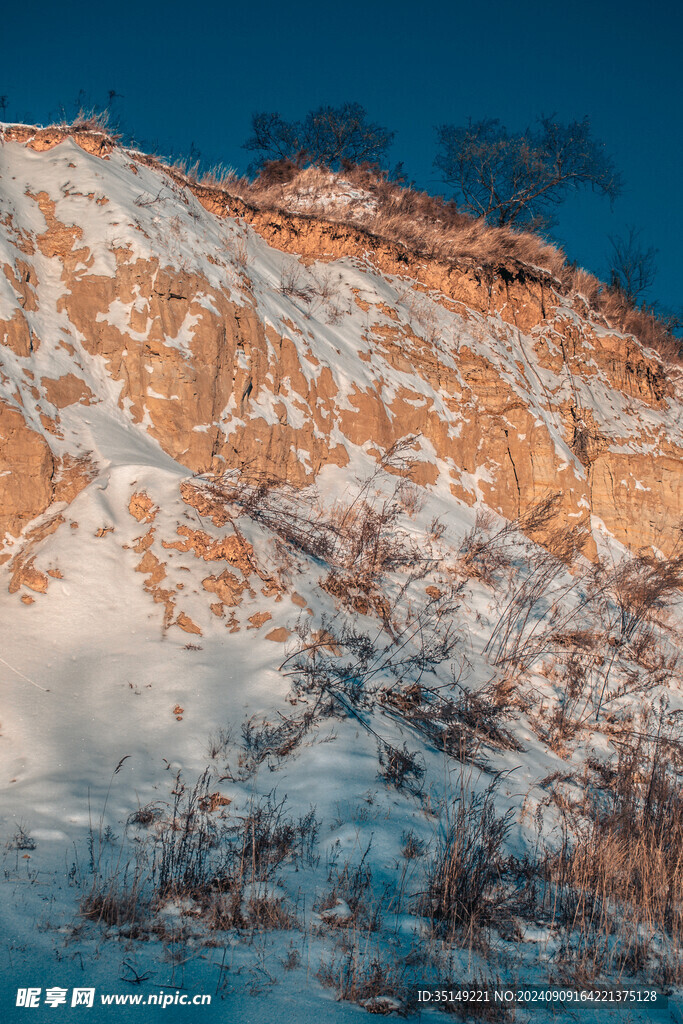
[3, 0, 681, 313]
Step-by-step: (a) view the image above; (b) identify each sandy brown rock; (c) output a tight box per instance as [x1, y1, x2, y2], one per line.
[176, 612, 202, 635]
[128, 492, 158, 524]
[41, 374, 96, 409]
[2, 124, 114, 156]
[0, 310, 34, 357]
[0, 401, 55, 541]
[266, 627, 292, 642]
[53, 454, 98, 504]
[162, 526, 254, 575]
[589, 453, 682, 555]
[247, 612, 272, 629]
[202, 570, 247, 606]
[9, 557, 48, 594]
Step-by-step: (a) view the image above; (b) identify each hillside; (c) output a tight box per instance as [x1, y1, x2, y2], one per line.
[0, 121, 682, 1022]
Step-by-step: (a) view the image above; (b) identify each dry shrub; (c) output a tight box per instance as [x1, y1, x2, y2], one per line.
[235, 711, 316, 778]
[524, 545, 683, 739]
[377, 740, 425, 794]
[288, 586, 464, 765]
[80, 868, 148, 930]
[475, 495, 679, 689]
[182, 786, 319, 931]
[516, 704, 683, 983]
[83, 771, 320, 937]
[68, 108, 115, 133]
[207, 447, 440, 641]
[241, 160, 568, 282]
[422, 781, 514, 940]
[279, 263, 316, 303]
[8, 826, 36, 851]
[198, 164, 240, 190]
[379, 678, 522, 769]
[416, 708, 683, 982]
[235, 794, 320, 877]
[483, 547, 570, 669]
[240, 161, 680, 369]
[317, 940, 409, 1013]
[318, 839, 378, 931]
[590, 550, 683, 721]
[456, 493, 570, 586]
[127, 803, 162, 828]
[541, 651, 594, 746]
[610, 551, 683, 643]
[155, 778, 318, 894]
[536, 816, 683, 982]
[207, 726, 233, 761]
[401, 829, 426, 860]
[457, 510, 512, 584]
[593, 281, 682, 365]
[80, 839, 149, 931]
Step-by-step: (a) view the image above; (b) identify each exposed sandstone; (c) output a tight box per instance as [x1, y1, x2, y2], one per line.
[266, 627, 292, 642]
[128, 492, 158, 524]
[9, 557, 48, 594]
[248, 612, 272, 629]
[176, 612, 202, 635]
[162, 526, 254, 575]
[0, 401, 55, 541]
[0, 127, 679, 571]
[53, 455, 98, 505]
[202, 570, 248, 606]
[41, 374, 95, 409]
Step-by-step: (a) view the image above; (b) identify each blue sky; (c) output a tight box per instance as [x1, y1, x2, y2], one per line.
[3, 0, 681, 312]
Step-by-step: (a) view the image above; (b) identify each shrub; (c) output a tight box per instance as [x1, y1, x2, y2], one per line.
[80, 862, 148, 930]
[377, 741, 425, 794]
[318, 839, 377, 930]
[317, 940, 409, 1012]
[8, 826, 36, 851]
[422, 781, 513, 938]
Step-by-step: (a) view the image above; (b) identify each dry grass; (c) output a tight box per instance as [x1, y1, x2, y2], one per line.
[317, 839, 379, 931]
[531, 717, 683, 983]
[233, 162, 680, 367]
[237, 162, 568, 279]
[79, 771, 319, 938]
[422, 780, 514, 941]
[67, 108, 117, 134]
[413, 718, 683, 985]
[317, 938, 410, 1013]
[80, 869, 148, 930]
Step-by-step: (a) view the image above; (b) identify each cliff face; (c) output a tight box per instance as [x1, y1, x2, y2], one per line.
[0, 124, 680, 580]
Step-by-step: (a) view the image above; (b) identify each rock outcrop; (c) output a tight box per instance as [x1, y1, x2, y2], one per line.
[0, 123, 680, 575]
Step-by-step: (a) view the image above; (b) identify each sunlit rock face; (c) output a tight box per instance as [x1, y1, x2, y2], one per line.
[0, 124, 680, 565]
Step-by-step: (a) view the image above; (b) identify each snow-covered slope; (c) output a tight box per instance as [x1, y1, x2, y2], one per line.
[0, 124, 682, 1022]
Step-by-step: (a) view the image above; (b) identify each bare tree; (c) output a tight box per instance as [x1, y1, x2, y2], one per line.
[434, 116, 622, 227]
[243, 102, 394, 173]
[608, 225, 658, 305]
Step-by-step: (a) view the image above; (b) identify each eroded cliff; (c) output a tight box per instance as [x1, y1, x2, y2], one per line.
[0, 123, 680, 600]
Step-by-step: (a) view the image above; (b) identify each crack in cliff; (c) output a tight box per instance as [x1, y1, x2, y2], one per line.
[209, 323, 228, 468]
[506, 445, 522, 516]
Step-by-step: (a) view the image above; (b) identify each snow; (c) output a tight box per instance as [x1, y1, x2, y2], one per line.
[0, 132, 681, 1022]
